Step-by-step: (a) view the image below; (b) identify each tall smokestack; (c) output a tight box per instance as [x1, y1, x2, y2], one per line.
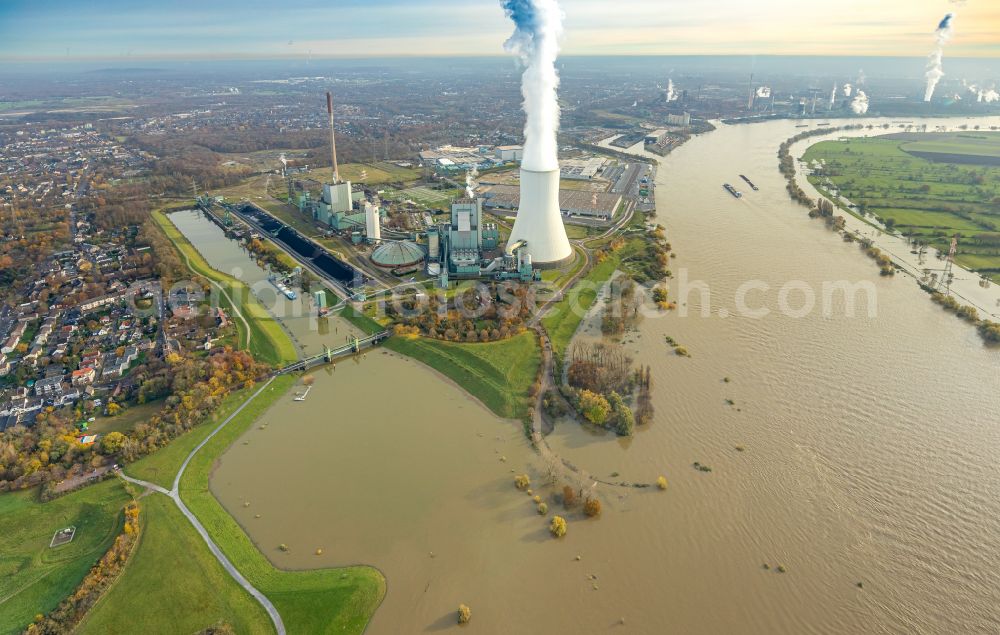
[501, 0, 572, 266]
[326, 91, 340, 183]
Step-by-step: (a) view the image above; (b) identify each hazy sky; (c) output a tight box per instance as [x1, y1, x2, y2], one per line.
[1, 0, 998, 60]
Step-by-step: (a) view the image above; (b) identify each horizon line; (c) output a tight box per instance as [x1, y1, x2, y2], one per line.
[4, 52, 1000, 64]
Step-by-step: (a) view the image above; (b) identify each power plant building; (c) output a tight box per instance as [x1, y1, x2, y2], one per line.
[296, 181, 371, 234]
[494, 145, 524, 163]
[370, 240, 426, 270]
[505, 167, 572, 266]
[364, 202, 381, 243]
[666, 112, 691, 126]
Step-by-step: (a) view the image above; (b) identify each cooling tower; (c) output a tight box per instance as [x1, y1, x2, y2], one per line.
[507, 168, 572, 266]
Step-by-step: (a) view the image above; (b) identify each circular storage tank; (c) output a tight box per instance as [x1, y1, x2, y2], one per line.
[370, 240, 426, 269]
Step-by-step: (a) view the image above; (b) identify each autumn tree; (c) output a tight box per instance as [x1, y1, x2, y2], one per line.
[584, 497, 602, 518]
[562, 485, 578, 509]
[577, 390, 610, 426]
[549, 515, 568, 538]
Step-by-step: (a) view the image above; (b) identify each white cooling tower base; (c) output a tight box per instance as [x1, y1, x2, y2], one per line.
[506, 167, 572, 266]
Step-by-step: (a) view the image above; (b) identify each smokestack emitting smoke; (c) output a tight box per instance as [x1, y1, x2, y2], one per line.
[843, 83, 853, 97]
[850, 90, 870, 115]
[501, 0, 572, 265]
[925, 13, 955, 102]
[465, 167, 478, 199]
[829, 83, 837, 109]
[326, 91, 340, 183]
[501, 0, 562, 172]
[666, 79, 677, 102]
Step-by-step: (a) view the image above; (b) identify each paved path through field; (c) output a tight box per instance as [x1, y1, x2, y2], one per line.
[120, 376, 286, 635]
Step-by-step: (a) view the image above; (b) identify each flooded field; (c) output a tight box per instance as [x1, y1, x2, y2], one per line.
[177, 118, 1000, 633]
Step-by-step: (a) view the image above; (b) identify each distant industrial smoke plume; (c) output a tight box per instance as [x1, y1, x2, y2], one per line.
[501, 0, 563, 172]
[829, 83, 837, 109]
[665, 79, 677, 102]
[925, 13, 955, 102]
[465, 167, 478, 199]
[850, 90, 870, 115]
[962, 80, 999, 103]
[843, 83, 853, 97]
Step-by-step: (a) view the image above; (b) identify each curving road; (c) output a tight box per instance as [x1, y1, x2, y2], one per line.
[120, 376, 286, 635]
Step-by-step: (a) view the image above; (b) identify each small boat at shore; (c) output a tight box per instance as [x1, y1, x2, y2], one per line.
[293, 386, 312, 402]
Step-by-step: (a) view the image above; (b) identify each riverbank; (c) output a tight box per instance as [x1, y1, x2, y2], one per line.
[109, 373, 386, 634]
[557, 116, 1000, 633]
[190, 118, 999, 633]
[785, 124, 1000, 321]
[152, 210, 299, 366]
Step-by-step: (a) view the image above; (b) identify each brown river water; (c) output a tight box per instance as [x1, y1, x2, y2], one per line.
[173, 117, 1000, 634]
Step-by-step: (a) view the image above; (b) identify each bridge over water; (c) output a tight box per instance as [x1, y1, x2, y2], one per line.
[277, 330, 391, 375]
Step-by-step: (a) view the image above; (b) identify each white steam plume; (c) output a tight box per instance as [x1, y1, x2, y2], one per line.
[465, 167, 478, 199]
[925, 13, 954, 102]
[666, 79, 677, 102]
[830, 83, 837, 108]
[843, 83, 853, 97]
[850, 90, 870, 115]
[502, 0, 564, 172]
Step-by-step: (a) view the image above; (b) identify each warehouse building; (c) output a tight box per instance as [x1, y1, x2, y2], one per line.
[480, 184, 622, 220]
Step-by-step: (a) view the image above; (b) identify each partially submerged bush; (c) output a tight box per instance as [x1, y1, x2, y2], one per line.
[562, 485, 578, 508]
[656, 476, 668, 490]
[514, 474, 530, 490]
[458, 604, 472, 624]
[550, 515, 568, 538]
[583, 497, 602, 518]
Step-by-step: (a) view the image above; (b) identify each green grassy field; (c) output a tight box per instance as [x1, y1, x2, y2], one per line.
[0, 100, 44, 112]
[77, 493, 271, 635]
[542, 252, 620, 360]
[124, 385, 260, 489]
[176, 374, 385, 634]
[152, 210, 298, 365]
[385, 332, 540, 419]
[87, 399, 164, 435]
[110, 373, 385, 633]
[303, 162, 422, 185]
[803, 133, 1000, 281]
[383, 185, 463, 208]
[896, 132, 1000, 160]
[0, 480, 130, 634]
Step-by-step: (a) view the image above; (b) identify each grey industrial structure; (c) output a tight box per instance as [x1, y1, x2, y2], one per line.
[480, 184, 622, 220]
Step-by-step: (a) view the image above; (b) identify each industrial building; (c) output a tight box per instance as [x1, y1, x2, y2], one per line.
[366, 197, 537, 286]
[666, 112, 692, 126]
[371, 240, 426, 271]
[480, 184, 622, 220]
[560, 157, 608, 181]
[289, 94, 383, 243]
[495, 145, 524, 163]
[294, 184, 382, 241]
